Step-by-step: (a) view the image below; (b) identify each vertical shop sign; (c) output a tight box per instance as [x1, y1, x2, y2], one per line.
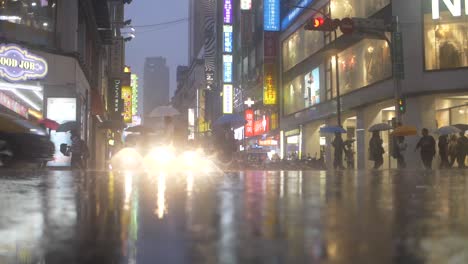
[224, 0, 233, 24]
[110, 78, 122, 119]
[223, 54, 233, 83]
[263, 64, 277, 105]
[223, 84, 233, 114]
[188, 108, 195, 140]
[223, 25, 233, 53]
[121, 86, 132, 123]
[241, 0, 252, 10]
[264, 0, 280, 31]
[245, 109, 254, 137]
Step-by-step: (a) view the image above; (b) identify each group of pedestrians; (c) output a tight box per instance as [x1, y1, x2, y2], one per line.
[333, 128, 468, 170]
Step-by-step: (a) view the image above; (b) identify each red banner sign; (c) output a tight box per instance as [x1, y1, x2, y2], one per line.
[0, 91, 28, 118]
[253, 116, 270, 136]
[245, 109, 254, 137]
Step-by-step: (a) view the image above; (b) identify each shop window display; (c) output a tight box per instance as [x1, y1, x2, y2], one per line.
[284, 66, 323, 115]
[330, 0, 390, 19]
[0, 0, 56, 32]
[282, 28, 324, 72]
[424, 12, 468, 70]
[335, 39, 391, 95]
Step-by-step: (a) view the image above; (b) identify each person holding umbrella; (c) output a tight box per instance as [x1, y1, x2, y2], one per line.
[456, 131, 468, 168]
[415, 128, 436, 169]
[332, 132, 345, 170]
[438, 134, 449, 169]
[369, 131, 384, 169]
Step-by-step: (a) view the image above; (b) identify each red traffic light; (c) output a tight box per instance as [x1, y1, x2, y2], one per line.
[304, 17, 339, 32]
[313, 17, 325, 28]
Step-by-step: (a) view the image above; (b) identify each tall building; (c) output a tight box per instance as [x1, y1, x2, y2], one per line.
[143, 57, 170, 116]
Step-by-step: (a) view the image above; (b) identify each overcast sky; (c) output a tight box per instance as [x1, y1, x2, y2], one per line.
[125, 0, 189, 96]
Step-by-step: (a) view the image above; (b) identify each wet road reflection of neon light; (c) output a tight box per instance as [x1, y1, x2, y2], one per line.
[124, 172, 133, 211]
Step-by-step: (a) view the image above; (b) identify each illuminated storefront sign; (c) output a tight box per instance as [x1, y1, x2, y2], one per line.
[259, 138, 278, 146]
[224, 0, 233, 24]
[245, 109, 254, 137]
[223, 84, 233, 114]
[131, 74, 138, 116]
[0, 44, 48, 82]
[263, 64, 277, 105]
[223, 55, 233, 83]
[0, 91, 28, 118]
[281, 0, 314, 29]
[121, 86, 132, 123]
[110, 79, 122, 119]
[234, 126, 244, 140]
[264, 0, 280, 31]
[241, 0, 252, 10]
[304, 67, 320, 106]
[432, 0, 467, 19]
[223, 25, 233, 53]
[254, 115, 270, 135]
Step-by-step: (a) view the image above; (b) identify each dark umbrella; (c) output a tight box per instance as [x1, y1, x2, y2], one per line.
[125, 125, 154, 133]
[453, 124, 468, 132]
[213, 114, 246, 127]
[56, 121, 78, 132]
[38, 118, 60, 130]
[319, 126, 346, 134]
[99, 120, 127, 130]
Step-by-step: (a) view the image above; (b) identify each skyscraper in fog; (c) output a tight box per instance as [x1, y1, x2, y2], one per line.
[143, 57, 170, 116]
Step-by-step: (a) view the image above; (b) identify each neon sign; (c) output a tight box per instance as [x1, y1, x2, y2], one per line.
[263, 64, 277, 105]
[121, 86, 132, 123]
[223, 55, 233, 83]
[254, 116, 270, 135]
[223, 84, 233, 114]
[224, 0, 233, 24]
[264, 0, 280, 31]
[0, 44, 48, 82]
[223, 25, 233, 53]
[245, 109, 254, 137]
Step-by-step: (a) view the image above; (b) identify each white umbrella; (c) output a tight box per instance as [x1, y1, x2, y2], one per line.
[149, 105, 180, 118]
[368, 123, 392, 132]
[435, 125, 461, 135]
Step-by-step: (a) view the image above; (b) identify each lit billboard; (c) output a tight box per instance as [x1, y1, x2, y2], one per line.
[224, 0, 233, 24]
[263, 64, 277, 105]
[264, 0, 280, 31]
[241, 0, 252, 10]
[223, 54, 233, 83]
[121, 86, 132, 123]
[223, 84, 233, 114]
[223, 25, 233, 53]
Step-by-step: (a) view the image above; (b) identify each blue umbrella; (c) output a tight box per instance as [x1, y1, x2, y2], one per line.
[213, 114, 246, 127]
[320, 126, 347, 134]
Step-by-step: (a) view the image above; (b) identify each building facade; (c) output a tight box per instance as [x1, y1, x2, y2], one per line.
[0, 0, 121, 168]
[279, 0, 468, 169]
[142, 57, 170, 119]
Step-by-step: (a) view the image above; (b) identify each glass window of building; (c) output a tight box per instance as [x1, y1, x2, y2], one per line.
[284, 66, 323, 115]
[424, 11, 468, 70]
[333, 39, 391, 95]
[282, 28, 324, 72]
[0, 0, 57, 32]
[330, 0, 390, 19]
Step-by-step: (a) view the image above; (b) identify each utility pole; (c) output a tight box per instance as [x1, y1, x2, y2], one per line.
[391, 16, 404, 124]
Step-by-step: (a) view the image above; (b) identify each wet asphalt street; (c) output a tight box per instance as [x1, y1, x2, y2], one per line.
[1, 169, 468, 264]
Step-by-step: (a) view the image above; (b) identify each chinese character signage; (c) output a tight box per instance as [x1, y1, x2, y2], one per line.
[224, 0, 232, 24]
[131, 74, 138, 115]
[110, 79, 122, 119]
[254, 116, 270, 135]
[263, 64, 277, 105]
[241, 0, 252, 10]
[264, 0, 280, 31]
[245, 109, 254, 137]
[223, 25, 233, 53]
[0, 44, 48, 82]
[223, 84, 233, 114]
[188, 108, 195, 140]
[223, 55, 233, 83]
[121, 86, 132, 123]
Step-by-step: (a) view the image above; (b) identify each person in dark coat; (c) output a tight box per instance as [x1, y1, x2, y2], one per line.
[369, 131, 384, 169]
[416, 128, 436, 169]
[456, 132, 468, 168]
[438, 135, 449, 169]
[332, 132, 345, 169]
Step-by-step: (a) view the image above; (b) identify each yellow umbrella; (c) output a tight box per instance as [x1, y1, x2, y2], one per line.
[391, 125, 418, 136]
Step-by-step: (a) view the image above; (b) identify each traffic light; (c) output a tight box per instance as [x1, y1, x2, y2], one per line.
[304, 18, 339, 32]
[398, 98, 406, 113]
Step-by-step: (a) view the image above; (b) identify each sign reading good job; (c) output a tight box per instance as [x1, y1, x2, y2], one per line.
[0, 44, 48, 82]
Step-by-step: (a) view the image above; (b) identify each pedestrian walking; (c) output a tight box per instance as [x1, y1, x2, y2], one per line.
[393, 136, 407, 169]
[369, 131, 384, 169]
[456, 132, 468, 168]
[70, 130, 88, 170]
[438, 135, 449, 168]
[415, 128, 436, 169]
[332, 132, 345, 169]
[448, 134, 458, 167]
